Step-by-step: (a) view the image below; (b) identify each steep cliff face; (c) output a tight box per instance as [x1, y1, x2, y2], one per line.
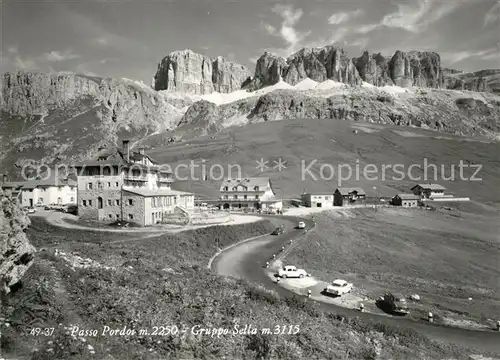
[153, 50, 251, 94]
[251, 46, 362, 89]
[0, 188, 36, 294]
[443, 69, 500, 93]
[388, 51, 442, 88]
[1, 72, 187, 176]
[177, 87, 500, 140]
[353, 52, 393, 86]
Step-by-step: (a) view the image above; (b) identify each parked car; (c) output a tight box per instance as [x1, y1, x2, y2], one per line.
[324, 279, 353, 296]
[376, 292, 410, 315]
[277, 265, 308, 279]
[25, 206, 36, 214]
[297, 221, 306, 229]
[271, 227, 284, 235]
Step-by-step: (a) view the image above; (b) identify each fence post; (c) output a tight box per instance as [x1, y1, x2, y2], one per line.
[496, 320, 500, 331]
[428, 312, 433, 323]
[307, 290, 311, 298]
[359, 303, 364, 312]
[266, 262, 269, 268]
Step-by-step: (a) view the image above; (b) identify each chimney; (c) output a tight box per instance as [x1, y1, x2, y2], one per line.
[138, 147, 145, 155]
[122, 140, 130, 162]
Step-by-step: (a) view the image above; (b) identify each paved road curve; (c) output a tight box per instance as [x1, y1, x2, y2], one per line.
[211, 215, 500, 354]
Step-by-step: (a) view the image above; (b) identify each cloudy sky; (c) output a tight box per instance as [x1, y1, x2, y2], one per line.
[1, 0, 499, 83]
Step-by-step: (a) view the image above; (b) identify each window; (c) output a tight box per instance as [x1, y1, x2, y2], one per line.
[39, 198, 44, 204]
[108, 182, 111, 188]
[234, 195, 238, 199]
[116, 200, 120, 205]
[88, 200, 93, 206]
[116, 214, 120, 218]
[109, 214, 112, 219]
[254, 186, 259, 191]
[232, 187, 237, 191]
[128, 199, 134, 206]
[82, 200, 87, 206]
[108, 199, 112, 206]
[128, 214, 134, 220]
[255, 195, 259, 199]
[88, 183, 93, 190]
[97, 182, 103, 189]
[325, 196, 330, 200]
[70, 197, 74, 202]
[115, 182, 119, 187]
[224, 195, 228, 199]
[223, 186, 228, 191]
[244, 195, 247, 199]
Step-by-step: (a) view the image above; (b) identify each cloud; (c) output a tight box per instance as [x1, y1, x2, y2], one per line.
[380, 0, 462, 33]
[263, 4, 311, 56]
[7, 46, 18, 54]
[355, 24, 379, 34]
[484, 1, 500, 26]
[327, 9, 364, 25]
[441, 48, 499, 64]
[249, 56, 259, 64]
[13, 56, 38, 70]
[44, 50, 80, 62]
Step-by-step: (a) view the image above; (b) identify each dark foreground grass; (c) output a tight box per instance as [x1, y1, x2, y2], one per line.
[0, 218, 482, 360]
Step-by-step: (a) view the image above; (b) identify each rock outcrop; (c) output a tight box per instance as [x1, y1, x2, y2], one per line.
[153, 50, 251, 94]
[388, 51, 442, 88]
[250, 46, 362, 89]
[442, 69, 500, 93]
[353, 52, 393, 86]
[178, 87, 500, 140]
[1, 71, 189, 177]
[0, 188, 35, 294]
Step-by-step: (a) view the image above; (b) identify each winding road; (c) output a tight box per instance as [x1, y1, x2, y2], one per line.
[211, 215, 500, 354]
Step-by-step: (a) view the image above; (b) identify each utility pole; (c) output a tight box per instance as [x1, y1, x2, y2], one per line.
[373, 186, 378, 212]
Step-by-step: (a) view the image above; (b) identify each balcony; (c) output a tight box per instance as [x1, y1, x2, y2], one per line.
[220, 197, 260, 202]
[158, 176, 174, 183]
[124, 174, 148, 182]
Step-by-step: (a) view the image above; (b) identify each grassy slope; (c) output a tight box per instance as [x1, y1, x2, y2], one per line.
[144, 119, 500, 206]
[0, 218, 478, 360]
[286, 206, 500, 325]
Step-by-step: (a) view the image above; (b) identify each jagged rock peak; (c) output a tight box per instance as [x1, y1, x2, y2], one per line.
[251, 45, 363, 89]
[153, 49, 251, 94]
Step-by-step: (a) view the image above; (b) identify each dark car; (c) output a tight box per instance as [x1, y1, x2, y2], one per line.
[271, 227, 284, 235]
[376, 292, 409, 315]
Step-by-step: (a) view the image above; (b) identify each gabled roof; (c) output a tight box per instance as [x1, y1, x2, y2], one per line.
[219, 177, 270, 192]
[335, 187, 366, 196]
[394, 193, 420, 200]
[75, 148, 158, 168]
[123, 188, 193, 197]
[411, 183, 446, 190]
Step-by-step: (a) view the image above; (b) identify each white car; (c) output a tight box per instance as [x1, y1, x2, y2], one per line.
[297, 221, 306, 229]
[324, 279, 353, 296]
[278, 265, 308, 279]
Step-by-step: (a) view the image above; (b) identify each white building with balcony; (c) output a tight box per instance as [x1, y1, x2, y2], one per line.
[74, 140, 194, 226]
[218, 177, 282, 210]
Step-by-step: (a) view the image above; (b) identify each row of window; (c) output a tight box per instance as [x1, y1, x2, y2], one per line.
[151, 196, 176, 207]
[86, 182, 120, 190]
[313, 196, 330, 200]
[106, 214, 135, 220]
[223, 195, 259, 200]
[81, 199, 138, 206]
[222, 186, 260, 191]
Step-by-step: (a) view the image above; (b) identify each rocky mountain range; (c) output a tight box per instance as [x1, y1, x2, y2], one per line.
[1, 45, 499, 177]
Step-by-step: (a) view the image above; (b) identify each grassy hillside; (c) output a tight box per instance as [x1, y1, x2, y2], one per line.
[0, 217, 482, 360]
[286, 206, 500, 327]
[143, 119, 500, 206]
